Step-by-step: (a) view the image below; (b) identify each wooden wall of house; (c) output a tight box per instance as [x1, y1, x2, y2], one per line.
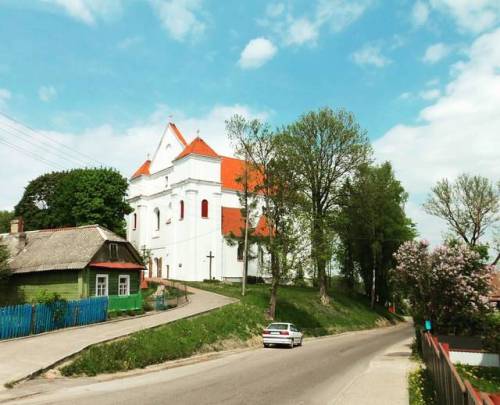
[0, 270, 80, 306]
[92, 242, 140, 263]
[86, 268, 140, 297]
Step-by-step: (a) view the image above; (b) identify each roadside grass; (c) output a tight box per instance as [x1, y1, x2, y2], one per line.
[61, 282, 401, 376]
[455, 364, 500, 394]
[408, 363, 438, 405]
[188, 282, 402, 336]
[61, 303, 265, 376]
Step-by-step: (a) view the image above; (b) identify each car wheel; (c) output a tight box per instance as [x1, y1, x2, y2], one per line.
[264, 343, 269, 348]
[289, 339, 294, 349]
[298, 338, 303, 347]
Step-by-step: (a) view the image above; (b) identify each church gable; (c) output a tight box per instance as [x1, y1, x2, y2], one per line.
[148, 123, 188, 174]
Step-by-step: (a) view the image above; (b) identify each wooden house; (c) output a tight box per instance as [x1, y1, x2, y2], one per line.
[0, 220, 145, 306]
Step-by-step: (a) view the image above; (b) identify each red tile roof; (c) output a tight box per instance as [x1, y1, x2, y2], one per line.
[220, 156, 262, 192]
[89, 262, 145, 270]
[221, 207, 270, 237]
[169, 122, 187, 146]
[131, 159, 151, 179]
[175, 137, 219, 160]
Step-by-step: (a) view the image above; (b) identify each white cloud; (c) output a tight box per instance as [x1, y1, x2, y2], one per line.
[284, 18, 319, 46]
[43, 0, 123, 25]
[352, 44, 391, 67]
[419, 88, 440, 100]
[265, 3, 285, 18]
[117, 36, 143, 50]
[412, 1, 430, 26]
[0, 88, 11, 108]
[430, 0, 500, 34]
[238, 38, 277, 69]
[423, 42, 451, 64]
[150, 0, 206, 42]
[38, 86, 57, 102]
[261, 0, 371, 48]
[0, 104, 269, 210]
[374, 28, 500, 244]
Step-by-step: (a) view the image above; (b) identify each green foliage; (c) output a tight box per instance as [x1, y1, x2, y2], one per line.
[60, 283, 400, 376]
[15, 168, 131, 235]
[61, 303, 266, 376]
[279, 107, 371, 303]
[335, 162, 416, 304]
[408, 364, 438, 405]
[481, 312, 500, 353]
[455, 364, 500, 394]
[0, 244, 10, 280]
[0, 210, 14, 233]
[423, 174, 499, 247]
[33, 289, 65, 305]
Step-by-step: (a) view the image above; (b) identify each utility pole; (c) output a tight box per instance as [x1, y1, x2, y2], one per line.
[242, 150, 250, 297]
[206, 251, 214, 280]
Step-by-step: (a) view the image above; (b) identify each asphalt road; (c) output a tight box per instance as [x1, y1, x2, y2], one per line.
[9, 323, 413, 405]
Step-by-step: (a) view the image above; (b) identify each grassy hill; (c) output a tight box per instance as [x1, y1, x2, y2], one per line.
[61, 282, 401, 377]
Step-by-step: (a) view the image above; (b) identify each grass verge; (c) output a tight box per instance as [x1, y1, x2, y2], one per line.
[61, 282, 401, 376]
[455, 364, 500, 394]
[408, 363, 438, 404]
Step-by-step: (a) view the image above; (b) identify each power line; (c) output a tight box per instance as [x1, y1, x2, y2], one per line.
[0, 135, 66, 170]
[0, 111, 107, 168]
[0, 124, 89, 168]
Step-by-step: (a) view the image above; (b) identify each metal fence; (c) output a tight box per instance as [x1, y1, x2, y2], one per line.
[108, 293, 143, 313]
[0, 297, 108, 340]
[420, 331, 495, 405]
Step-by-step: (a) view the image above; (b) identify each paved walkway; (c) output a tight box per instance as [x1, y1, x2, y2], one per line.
[332, 333, 414, 404]
[0, 286, 236, 390]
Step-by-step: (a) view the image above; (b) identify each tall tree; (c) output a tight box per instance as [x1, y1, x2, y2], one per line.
[227, 116, 302, 318]
[280, 107, 370, 305]
[423, 174, 499, 248]
[0, 211, 14, 233]
[15, 168, 132, 236]
[336, 162, 416, 307]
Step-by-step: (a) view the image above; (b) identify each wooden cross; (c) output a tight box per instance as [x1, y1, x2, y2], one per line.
[206, 250, 214, 280]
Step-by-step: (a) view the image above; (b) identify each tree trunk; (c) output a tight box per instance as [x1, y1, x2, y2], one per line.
[268, 273, 279, 319]
[317, 256, 330, 305]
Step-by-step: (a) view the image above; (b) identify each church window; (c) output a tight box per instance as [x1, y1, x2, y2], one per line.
[154, 208, 160, 230]
[165, 176, 169, 188]
[180, 200, 184, 220]
[201, 199, 208, 218]
[133, 213, 137, 230]
[237, 242, 244, 261]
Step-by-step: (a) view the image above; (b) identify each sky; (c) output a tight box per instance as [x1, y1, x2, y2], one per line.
[0, 0, 499, 246]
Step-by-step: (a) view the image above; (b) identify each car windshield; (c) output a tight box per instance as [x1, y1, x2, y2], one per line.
[267, 323, 288, 330]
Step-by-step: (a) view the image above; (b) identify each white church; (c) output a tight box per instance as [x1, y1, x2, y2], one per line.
[126, 122, 269, 281]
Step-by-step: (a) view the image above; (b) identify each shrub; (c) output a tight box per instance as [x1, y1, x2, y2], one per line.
[408, 364, 437, 404]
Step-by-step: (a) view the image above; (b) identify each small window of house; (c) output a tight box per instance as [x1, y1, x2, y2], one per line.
[154, 208, 160, 230]
[201, 199, 208, 218]
[118, 275, 130, 296]
[165, 176, 169, 188]
[237, 242, 244, 261]
[109, 243, 119, 260]
[180, 200, 184, 220]
[133, 213, 137, 230]
[96, 274, 108, 296]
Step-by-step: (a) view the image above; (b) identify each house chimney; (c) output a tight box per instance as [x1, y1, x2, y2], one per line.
[10, 218, 24, 234]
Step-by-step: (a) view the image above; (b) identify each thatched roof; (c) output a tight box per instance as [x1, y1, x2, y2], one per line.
[0, 225, 127, 274]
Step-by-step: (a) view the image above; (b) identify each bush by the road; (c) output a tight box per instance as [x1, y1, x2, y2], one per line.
[408, 364, 437, 405]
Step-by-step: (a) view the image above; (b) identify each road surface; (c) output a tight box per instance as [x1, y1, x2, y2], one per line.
[5, 322, 413, 405]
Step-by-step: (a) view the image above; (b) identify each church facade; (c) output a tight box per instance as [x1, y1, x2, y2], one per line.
[126, 122, 268, 281]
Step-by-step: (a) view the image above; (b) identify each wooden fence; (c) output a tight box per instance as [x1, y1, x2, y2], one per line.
[420, 331, 495, 405]
[0, 297, 108, 340]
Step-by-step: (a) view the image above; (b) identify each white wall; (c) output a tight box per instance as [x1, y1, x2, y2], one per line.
[450, 351, 500, 367]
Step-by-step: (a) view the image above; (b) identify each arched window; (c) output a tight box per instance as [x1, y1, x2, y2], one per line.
[133, 213, 137, 230]
[237, 242, 244, 261]
[154, 208, 160, 230]
[180, 200, 184, 220]
[201, 199, 208, 218]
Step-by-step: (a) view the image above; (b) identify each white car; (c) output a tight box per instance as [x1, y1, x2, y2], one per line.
[262, 322, 303, 348]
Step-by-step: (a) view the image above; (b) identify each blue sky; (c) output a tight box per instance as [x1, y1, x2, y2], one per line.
[0, 0, 499, 245]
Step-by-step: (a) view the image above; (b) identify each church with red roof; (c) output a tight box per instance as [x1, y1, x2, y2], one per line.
[127, 122, 269, 281]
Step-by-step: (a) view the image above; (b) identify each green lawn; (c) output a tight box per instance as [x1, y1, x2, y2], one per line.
[61, 282, 401, 376]
[455, 364, 500, 394]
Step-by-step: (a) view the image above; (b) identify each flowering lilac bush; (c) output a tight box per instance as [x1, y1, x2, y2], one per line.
[393, 240, 494, 334]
